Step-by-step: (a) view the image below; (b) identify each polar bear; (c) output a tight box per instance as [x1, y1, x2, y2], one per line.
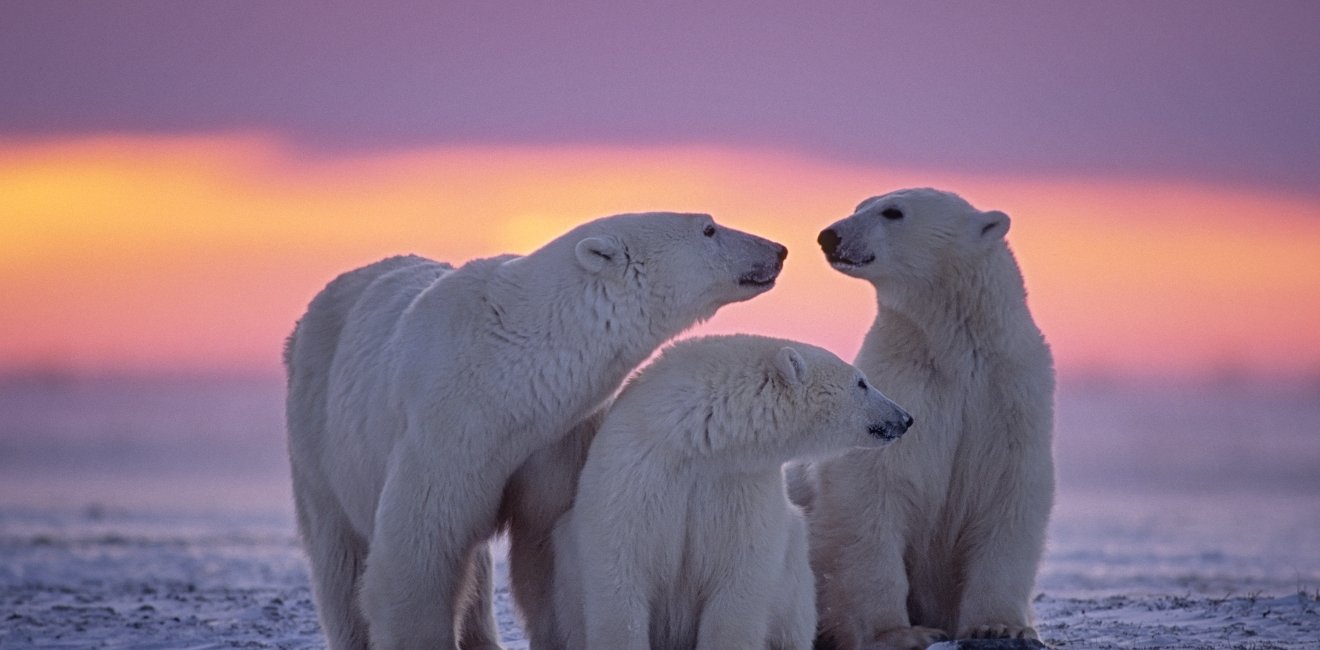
[500, 405, 607, 650]
[549, 334, 914, 650]
[284, 212, 787, 650]
[806, 188, 1055, 649]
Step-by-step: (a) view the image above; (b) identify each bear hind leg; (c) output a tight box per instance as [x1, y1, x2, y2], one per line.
[294, 473, 372, 650]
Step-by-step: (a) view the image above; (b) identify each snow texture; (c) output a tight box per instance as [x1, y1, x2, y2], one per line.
[2, 495, 1317, 650]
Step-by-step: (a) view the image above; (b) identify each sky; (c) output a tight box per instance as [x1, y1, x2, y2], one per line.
[2, 1, 1319, 380]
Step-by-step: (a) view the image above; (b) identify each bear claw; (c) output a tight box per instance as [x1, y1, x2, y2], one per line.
[964, 623, 1038, 640]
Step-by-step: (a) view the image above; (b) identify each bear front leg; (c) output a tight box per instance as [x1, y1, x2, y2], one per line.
[359, 449, 503, 650]
[951, 521, 1047, 642]
[812, 509, 947, 650]
[952, 454, 1052, 641]
[954, 543, 1040, 642]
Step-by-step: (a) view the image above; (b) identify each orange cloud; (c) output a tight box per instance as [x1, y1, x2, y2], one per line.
[2, 134, 1318, 379]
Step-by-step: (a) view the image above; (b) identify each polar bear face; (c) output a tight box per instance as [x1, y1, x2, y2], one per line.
[816, 187, 1009, 285]
[628, 336, 911, 463]
[572, 212, 788, 320]
[772, 344, 913, 459]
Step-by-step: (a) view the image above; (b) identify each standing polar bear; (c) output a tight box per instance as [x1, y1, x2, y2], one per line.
[552, 334, 914, 650]
[808, 188, 1055, 649]
[285, 212, 786, 650]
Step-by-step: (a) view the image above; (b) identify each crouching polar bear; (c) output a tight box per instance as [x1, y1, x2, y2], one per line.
[806, 188, 1055, 649]
[284, 212, 786, 650]
[551, 334, 914, 650]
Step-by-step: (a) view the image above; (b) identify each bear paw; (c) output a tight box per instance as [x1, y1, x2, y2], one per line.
[867, 625, 951, 650]
[962, 623, 1038, 640]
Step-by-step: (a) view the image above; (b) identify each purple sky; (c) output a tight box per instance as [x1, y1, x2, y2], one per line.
[3, 1, 1319, 195]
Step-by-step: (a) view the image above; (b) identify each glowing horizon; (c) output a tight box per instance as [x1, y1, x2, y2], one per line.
[3, 134, 1319, 380]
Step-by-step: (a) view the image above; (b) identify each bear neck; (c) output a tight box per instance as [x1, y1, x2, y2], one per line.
[489, 251, 684, 391]
[870, 244, 1043, 365]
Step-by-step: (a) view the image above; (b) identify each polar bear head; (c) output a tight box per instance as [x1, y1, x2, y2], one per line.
[763, 340, 914, 461]
[622, 335, 912, 463]
[816, 187, 1009, 287]
[567, 212, 788, 325]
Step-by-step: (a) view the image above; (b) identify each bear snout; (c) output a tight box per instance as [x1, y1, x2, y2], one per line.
[819, 228, 875, 268]
[818, 228, 841, 257]
[868, 413, 913, 441]
[738, 259, 783, 287]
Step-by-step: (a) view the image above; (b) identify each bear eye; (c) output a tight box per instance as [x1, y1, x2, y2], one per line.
[881, 207, 904, 221]
[857, 379, 867, 391]
[703, 224, 716, 238]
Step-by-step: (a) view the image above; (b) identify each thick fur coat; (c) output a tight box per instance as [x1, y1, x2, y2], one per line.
[284, 213, 785, 650]
[808, 188, 1055, 650]
[552, 335, 914, 650]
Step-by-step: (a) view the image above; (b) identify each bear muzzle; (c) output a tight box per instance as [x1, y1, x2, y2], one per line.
[818, 227, 875, 268]
[737, 245, 787, 287]
[867, 412, 913, 441]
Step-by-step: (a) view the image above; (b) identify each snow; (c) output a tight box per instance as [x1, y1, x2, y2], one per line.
[2, 492, 1317, 649]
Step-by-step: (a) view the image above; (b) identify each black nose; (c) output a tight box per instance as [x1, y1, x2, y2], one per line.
[775, 244, 788, 264]
[818, 228, 840, 256]
[903, 413, 915, 430]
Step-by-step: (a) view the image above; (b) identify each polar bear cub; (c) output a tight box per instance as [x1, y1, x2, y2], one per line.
[809, 188, 1055, 649]
[553, 334, 914, 650]
[285, 213, 786, 650]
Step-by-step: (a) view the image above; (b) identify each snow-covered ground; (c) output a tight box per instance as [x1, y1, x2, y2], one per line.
[1, 375, 1317, 648]
[1034, 491, 1320, 649]
[3, 490, 1317, 649]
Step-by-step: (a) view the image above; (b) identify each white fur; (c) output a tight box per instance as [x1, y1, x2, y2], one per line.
[500, 406, 605, 650]
[807, 188, 1055, 649]
[552, 334, 913, 650]
[284, 212, 785, 650]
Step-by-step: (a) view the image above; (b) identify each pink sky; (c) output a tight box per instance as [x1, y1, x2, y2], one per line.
[2, 3, 1319, 379]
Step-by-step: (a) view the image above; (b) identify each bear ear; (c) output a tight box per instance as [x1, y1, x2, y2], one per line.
[973, 209, 1011, 244]
[574, 235, 625, 274]
[774, 346, 808, 386]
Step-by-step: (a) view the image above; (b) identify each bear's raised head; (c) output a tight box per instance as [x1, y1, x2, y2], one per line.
[566, 212, 787, 326]
[817, 188, 1009, 287]
[623, 334, 912, 463]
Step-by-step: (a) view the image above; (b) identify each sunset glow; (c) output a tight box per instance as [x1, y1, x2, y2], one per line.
[3, 134, 1319, 379]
